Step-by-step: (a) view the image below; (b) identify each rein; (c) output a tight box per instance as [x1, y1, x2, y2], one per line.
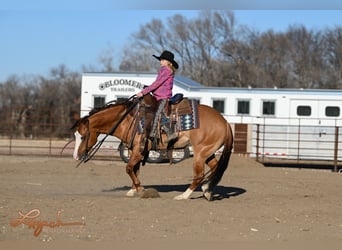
[76, 95, 141, 167]
[60, 139, 75, 155]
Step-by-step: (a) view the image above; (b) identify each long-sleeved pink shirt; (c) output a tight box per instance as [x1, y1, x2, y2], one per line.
[141, 66, 174, 101]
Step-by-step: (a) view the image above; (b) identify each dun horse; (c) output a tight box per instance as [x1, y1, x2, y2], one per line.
[72, 95, 233, 201]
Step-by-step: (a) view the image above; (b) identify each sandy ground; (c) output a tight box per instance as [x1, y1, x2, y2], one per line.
[0, 154, 341, 248]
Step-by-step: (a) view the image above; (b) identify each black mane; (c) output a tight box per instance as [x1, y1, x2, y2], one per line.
[88, 100, 118, 116]
[71, 98, 137, 130]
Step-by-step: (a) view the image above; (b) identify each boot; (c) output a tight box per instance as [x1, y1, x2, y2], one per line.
[162, 123, 177, 142]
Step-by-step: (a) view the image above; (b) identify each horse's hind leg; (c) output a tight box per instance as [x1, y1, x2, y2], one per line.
[174, 153, 206, 200]
[201, 154, 218, 201]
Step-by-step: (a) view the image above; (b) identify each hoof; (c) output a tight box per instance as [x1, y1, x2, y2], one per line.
[173, 194, 187, 200]
[201, 183, 209, 193]
[126, 186, 144, 197]
[203, 191, 212, 201]
[173, 188, 193, 200]
[202, 183, 212, 201]
[126, 188, 136, 197]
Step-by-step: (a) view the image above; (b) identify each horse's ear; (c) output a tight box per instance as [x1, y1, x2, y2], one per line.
[70, 117, 89, 130]
[83, 118, 89, 126]
[70, 119, 80, 130]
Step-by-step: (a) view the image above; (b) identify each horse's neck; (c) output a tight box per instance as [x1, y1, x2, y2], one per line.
[94, 105, 135, 139]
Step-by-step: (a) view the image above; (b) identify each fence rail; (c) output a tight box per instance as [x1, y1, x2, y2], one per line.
[0, 137, 121, 160]
[251, 123, 341, 172]
[1, 119, 341, 171]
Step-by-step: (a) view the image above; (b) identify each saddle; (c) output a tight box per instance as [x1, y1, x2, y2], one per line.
[138, 93, 199, 146]
[168, 93, 192, 116]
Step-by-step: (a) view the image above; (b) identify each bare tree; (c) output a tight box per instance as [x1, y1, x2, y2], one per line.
[0, 75, 38, 137]
[117, 10, 342, 90]
[183, 10, 236, 85]
[0, 65, 81, 139]
[324, 27, 342, 88]
[119, 46, 154, 72]
[98, 46, 116, 72]
[284, 26, 322, 88]
[119, 10, 237, 86]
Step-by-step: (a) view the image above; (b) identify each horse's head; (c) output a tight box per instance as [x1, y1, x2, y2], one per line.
[72, 117, 98, 161]
[71, 96, 145, 162]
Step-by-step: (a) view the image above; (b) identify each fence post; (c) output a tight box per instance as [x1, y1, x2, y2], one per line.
[49, 137, 52, 156]
[333, 126, 339, 172]
[256, 124, 260, 162]
[297, 120, 301, 162]
[9, 136, 12, 155]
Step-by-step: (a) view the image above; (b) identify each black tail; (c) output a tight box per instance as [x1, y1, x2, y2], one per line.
[208, 123, 233, 190]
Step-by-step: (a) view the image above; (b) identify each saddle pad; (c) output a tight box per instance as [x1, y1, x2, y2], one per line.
[179, 99, 200, 131]
[176, 98, 192, 115]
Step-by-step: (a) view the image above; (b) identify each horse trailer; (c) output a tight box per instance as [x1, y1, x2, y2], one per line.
[80, 72, 342, 166]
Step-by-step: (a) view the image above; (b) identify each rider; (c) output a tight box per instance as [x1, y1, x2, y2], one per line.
[136, 50, 179, 143]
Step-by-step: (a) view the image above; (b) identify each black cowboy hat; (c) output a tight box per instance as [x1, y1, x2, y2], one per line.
[153, 50, 179, 69]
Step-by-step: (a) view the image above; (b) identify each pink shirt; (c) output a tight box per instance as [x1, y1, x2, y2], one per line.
[141, 66, 174, 101]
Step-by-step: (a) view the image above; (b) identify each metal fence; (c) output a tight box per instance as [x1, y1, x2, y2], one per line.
[1, 119, 341, 171]
[0, 136, 121, 160]
[251, 124, 342, 172]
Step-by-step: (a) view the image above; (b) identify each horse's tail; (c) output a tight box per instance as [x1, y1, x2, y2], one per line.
[208, 122, 233, 190]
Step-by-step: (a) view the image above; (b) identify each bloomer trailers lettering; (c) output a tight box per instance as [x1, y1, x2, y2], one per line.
[81, 72, 342, 162]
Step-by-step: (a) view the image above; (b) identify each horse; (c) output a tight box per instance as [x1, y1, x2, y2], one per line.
[72, 95, 233, 201]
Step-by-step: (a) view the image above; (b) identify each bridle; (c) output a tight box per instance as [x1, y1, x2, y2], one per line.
[75, 95, 141, 167]
[78, 129, 91, 164]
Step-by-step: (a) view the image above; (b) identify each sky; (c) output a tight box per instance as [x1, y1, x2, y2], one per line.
[1, 0, 342, 82]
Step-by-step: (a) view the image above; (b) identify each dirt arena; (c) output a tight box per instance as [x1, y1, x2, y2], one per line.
[0, 154, 341, 248]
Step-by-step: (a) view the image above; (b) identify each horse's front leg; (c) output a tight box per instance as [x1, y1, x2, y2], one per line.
[125, 153, 144, 197]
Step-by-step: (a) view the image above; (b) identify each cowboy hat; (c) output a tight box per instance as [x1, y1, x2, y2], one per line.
[153, 50, 179, 69]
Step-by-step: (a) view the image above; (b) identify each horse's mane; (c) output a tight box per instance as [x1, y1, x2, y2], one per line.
[71, 98, 135, 130]
[88, 100, 119, 115]
[71, 94, 157, 130]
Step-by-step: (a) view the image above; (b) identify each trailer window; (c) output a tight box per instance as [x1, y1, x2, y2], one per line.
[213, 100, 225, 113]
[325, 106, 340, 117]
[117, 97, 128, 103]
[297, 106, 311, 116]
[93, 96, 105, 108]
[237, 100, 250, 115]
[262, 101, 275, 115]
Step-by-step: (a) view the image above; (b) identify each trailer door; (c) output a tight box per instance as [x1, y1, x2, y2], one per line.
[317, 100, 342, 160]
[289, 99, 340, 160]
[288, 100, 321, 160]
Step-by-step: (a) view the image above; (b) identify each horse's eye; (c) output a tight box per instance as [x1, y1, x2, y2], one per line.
[81, 136, 85, 140]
